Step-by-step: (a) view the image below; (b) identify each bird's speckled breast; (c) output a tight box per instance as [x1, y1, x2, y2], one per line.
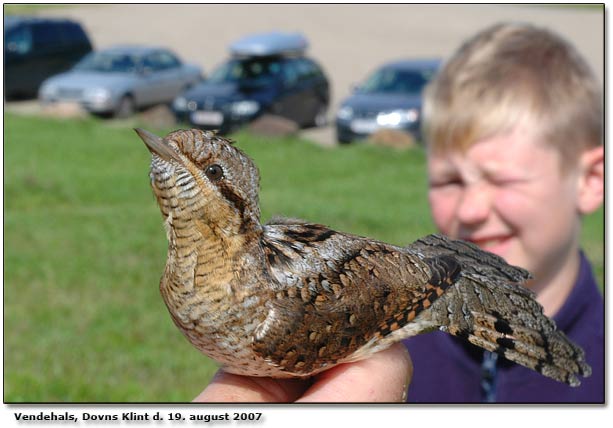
[159, 233, 290, 376]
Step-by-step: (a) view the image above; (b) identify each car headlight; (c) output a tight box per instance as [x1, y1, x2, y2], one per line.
[336, 106, 353, 120]
[84, 87, 111, 103]
[231, 100, 260, 116]
[376, 108, 419, 127]
[173, 96, 188, 111]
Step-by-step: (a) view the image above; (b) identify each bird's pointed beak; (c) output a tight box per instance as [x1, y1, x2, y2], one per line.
[134, 128, 183, 163]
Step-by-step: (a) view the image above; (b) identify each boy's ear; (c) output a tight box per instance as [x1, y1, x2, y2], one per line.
[576, 145, 604, 214]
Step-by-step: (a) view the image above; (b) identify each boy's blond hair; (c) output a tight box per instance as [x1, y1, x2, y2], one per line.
[422, 22, 602, 170]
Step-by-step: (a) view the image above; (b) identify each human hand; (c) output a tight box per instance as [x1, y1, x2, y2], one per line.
[193, 343, 412, 402]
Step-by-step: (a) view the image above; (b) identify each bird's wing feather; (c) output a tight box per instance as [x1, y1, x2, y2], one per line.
[407, 234, 591, 386]
[254, 223, 591, 385]
[253, 222, 459, 376]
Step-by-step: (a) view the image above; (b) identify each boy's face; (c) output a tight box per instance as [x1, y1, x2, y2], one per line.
[427, 126, 581, 288]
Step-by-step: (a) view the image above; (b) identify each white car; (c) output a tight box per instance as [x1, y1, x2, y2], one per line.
[39, 45, 203, 117]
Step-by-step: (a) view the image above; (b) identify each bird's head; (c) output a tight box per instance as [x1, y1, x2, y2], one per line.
[135, 128, 261, 237]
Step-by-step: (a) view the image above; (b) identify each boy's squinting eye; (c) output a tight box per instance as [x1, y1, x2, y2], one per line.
[429, 176, 463, 188]
[487, 173, 527, 187]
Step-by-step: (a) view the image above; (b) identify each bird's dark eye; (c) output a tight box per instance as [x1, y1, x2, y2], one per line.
[205, 164, 224, 181]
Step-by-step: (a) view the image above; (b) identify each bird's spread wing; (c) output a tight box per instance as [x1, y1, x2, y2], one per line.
[253, 220, 461, 376]
[408, 234, 591, 386]
[253, 222, 591, 386]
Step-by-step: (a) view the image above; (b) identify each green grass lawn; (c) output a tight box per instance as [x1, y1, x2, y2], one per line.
[3, 113, 603, 402]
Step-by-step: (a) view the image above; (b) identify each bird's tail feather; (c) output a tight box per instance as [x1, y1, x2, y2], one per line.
[411, 234, 591, 386]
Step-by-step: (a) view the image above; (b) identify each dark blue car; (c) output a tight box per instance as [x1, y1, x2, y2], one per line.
[335, 59, 441, 144]
[4, 16, 92, 99]
[172, 32, 329, 134]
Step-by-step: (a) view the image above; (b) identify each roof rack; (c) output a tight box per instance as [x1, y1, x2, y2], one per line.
[229, 31, 309, 58]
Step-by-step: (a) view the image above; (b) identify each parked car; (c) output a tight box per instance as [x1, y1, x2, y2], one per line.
[4, 16, 92, 99]
[335, 59, 441, 144]
[38, 45, 203, 117]
[172, 31, 330, 134]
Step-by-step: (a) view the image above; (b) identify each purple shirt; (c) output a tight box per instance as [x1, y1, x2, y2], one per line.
[403, 252, 604, 403]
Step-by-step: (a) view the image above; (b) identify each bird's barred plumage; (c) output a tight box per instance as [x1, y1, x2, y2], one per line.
[136, 128, 591, 387]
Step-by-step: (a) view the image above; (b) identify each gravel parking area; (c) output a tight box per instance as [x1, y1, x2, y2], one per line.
[15, 4, 604, 145]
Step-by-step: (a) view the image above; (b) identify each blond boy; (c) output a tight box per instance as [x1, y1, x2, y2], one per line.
[404, 22, 603, 403]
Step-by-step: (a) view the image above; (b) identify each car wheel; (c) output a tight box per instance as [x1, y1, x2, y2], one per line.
[336, 131, 352, 145]
[115, 95, 135, 118]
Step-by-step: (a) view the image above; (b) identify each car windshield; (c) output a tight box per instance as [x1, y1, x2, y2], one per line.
[359, 67, 432, 95]
[74, 52, 139, 73]
[208, 57, 282, 86]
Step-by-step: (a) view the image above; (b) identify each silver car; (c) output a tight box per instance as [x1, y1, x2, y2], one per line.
[39, 45, 203, 117]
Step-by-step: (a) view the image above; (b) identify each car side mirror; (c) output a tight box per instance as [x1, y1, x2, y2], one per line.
[351, 83, 361, 93]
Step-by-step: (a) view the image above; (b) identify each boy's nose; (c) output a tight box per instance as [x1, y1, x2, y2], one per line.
[456, 183, 491, 225]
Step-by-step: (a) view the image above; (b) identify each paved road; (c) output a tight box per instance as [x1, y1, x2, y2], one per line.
[26, 4, 605, 145]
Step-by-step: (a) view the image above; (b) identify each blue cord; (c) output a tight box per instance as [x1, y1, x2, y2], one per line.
[481, 351, 499, 402]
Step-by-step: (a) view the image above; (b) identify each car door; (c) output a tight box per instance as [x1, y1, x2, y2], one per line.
[5, 22, 69, 97]
[30, 23, 69, 88]
[275, 58, 313, 125]
[4, 23, 35, 96]
[156, 50, 189, 95]
[140, 50, 184, 104]
[296, 58, 329, 124]
[139, 52, 168, 104]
